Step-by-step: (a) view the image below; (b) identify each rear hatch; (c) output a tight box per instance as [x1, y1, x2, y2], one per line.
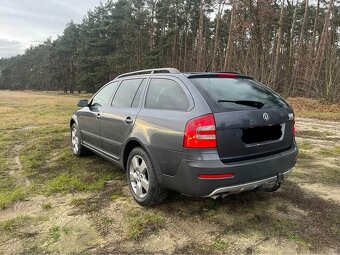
[189, 74, 294, 163]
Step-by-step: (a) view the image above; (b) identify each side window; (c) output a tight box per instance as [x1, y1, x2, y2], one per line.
[145, 79, 189, 111]
[92, 81, 119, 107]
[112, 79, 143, 107]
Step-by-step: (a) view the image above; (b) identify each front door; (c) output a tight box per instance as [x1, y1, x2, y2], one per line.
[101, 78, 146, 159]
[78, 81, 120, 150]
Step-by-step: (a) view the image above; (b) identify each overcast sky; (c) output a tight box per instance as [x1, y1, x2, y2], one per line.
[0, 0, 103, 58]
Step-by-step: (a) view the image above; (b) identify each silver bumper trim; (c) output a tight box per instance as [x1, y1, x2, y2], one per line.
[206, 168, 293, 198]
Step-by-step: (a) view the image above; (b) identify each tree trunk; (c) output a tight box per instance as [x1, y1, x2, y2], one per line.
[272, 0, 285, 91]
[289, 0, 298, 62]
[323, 11, 339, 102]
[196, 0, 205, 71]
[309, 0, 334, 94]
[148, 0, 158, 50]
[250, 0, 263, 80]
[309, 0, 320, 58]
[304, 0, 320, 82]
[212, 1, 224, 71]
[290, 0, 308, 95]
[183, 25, 189, 71]
[223, 0, 236, 71]
[172, 2, 179, 67]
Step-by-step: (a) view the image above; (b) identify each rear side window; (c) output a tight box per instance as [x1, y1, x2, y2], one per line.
[145, 79, 189, 111]
[92, 81, 119, 107]
[112, 79, 143, 107]
[191, 78, 288, 112]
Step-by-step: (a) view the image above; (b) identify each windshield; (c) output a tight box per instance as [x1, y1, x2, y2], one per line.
[190, 78, 288, 112]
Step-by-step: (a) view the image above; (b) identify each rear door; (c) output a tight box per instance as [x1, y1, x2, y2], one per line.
[100, 78, 146, 159]
[136, 77, 195, 176]
[190, 76, 294, 163]
[78, 81, 119, 150]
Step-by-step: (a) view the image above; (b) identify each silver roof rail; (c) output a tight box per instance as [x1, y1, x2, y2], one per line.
[115, 68, 180, 79]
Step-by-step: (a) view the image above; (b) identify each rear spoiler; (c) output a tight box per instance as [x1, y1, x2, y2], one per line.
[186, 73, 253, 79]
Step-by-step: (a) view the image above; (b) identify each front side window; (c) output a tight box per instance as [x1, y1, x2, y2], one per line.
[145, 79, 189, 111]
[112, 79, 143, 107]
[92, 81, 119, 107]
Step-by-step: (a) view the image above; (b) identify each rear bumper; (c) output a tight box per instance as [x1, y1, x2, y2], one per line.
[206, 168, 292, 197]
[161, 144, 298, 197]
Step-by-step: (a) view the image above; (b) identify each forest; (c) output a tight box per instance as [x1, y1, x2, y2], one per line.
[0, 0, 339, 102]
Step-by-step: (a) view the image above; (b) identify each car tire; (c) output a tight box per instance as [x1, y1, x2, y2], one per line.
[71, 123, 88, 157]
[127, 147, 167, 206]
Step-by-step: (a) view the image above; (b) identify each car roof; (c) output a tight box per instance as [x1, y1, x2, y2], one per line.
[115, 68, 252, 80]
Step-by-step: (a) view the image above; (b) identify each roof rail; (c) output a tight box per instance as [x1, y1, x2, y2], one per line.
[116, 68, 180, 79]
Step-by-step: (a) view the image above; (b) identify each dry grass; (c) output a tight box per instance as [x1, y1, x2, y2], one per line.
[287, 97, 340, 121]
[0, 90, 339, 254]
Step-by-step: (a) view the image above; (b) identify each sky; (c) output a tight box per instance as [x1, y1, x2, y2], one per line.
[0, 0, 103, 58]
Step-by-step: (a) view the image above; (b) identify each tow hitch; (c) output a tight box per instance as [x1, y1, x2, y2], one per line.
[262, 172, 284, 192]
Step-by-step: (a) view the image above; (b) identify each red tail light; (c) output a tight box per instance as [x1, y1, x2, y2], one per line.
[292, 119, 296, 136]
[184, 114, 217, 148]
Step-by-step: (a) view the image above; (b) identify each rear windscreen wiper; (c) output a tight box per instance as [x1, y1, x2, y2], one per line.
[217, 100, 264, 109]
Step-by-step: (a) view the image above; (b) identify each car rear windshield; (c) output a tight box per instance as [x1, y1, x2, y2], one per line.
[190, 78, 288, 112]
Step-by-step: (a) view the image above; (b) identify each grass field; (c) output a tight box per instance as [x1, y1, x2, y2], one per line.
[0, 90, 339, 254]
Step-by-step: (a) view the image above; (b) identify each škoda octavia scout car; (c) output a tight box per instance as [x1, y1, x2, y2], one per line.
[70, 68, 298, 206]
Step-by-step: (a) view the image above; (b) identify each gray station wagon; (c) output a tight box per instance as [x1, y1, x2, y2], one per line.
[70, 68, 298, 206]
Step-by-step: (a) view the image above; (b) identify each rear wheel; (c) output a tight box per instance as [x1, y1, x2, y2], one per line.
[71, 123, 88, 157]
[127, 147, 167, 206]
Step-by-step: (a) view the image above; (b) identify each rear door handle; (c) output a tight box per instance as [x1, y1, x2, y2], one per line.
[125, 116, 133, 124]
[96, 113, 101, 119]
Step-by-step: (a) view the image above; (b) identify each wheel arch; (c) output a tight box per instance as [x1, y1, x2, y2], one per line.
[70, 115, 78, 128]
[122, 138, 164, 185]
[70, 118, 76, 128]
[69, 116, 83, 144]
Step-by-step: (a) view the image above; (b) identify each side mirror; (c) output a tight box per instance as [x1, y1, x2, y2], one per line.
[77, 99, 89, 107]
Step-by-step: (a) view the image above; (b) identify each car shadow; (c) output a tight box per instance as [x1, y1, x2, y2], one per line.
[155, 180, 340, 251]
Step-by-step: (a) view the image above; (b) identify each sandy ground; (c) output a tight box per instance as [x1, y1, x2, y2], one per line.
[294, 117, 340, 202]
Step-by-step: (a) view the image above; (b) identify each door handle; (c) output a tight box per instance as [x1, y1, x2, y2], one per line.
[125, 116, 133, 124]
[96, 113, 101, 119]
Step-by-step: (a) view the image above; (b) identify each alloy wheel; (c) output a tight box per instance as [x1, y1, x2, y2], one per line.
[71, 126, 79, 154]
[129, 155, 150, 198]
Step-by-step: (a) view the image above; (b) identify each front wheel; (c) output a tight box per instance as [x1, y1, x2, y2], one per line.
[127, 147, 167, 206]
[71, 123, 88, 157]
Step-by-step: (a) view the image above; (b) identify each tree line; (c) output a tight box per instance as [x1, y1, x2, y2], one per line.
[0, 0, 339, 102]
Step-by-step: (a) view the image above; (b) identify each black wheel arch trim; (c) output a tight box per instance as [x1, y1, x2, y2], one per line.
[70, 115, 83, 144]
[70, 114, 79, 128]
[122, 137, 164, 186]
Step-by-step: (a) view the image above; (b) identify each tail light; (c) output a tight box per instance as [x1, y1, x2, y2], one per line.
[289, 113, 296, 136]
[183, 114, 217, 148]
